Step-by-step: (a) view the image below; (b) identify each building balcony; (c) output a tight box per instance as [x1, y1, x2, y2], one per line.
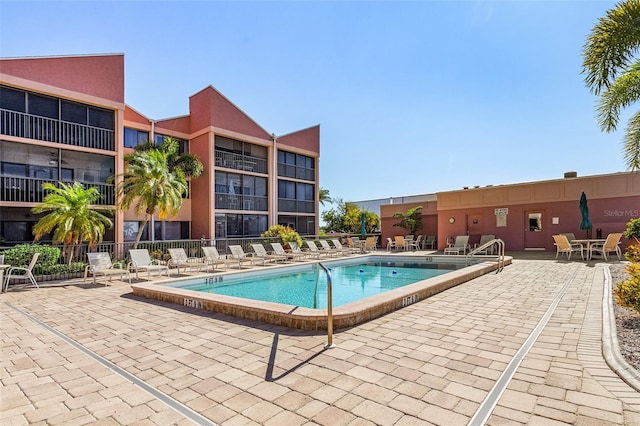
[1, 109, 115, 151]
[215, 193, 268, 211]
[215, 151, 268, 174]
[278, 199, 315, 213]
[0, 176, 114, 205]
[277, 163, 315, 181]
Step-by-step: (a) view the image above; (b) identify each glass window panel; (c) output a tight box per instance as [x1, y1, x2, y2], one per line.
[285, 152, 295, 165]
[255, 177, 267, 197]
[61, 100, 87, 125]
[28, 93, 58, 119]
[277, 151, 285, 163]
[88, 107, 114, 130]
[123, 221, 139, 241]
[124, 128, 138, 148]
[243, 175, 254, 195]
[61, 168, 74, 181]
[164, 222, 182, 240]
[137, 130, 148, 144]
[215, 214, 227, 238]
[1, 162, 27, 176]
[0, 86, 26, 112]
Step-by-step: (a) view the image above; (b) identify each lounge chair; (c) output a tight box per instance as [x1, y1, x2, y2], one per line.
[304, 240, 332, 258]
[444, 236, 470, 255]
[250, 243, 288, 264]
[168, 248, 210, 274]
[589, 233, 623, 261]
[318, 240, 342, 256]
[228, 245, 261, 268]
[331, 239, 358, 255]
[128, 249, 170, 280]
[84, 252, 131, 285]
[552, 235, 584, 260]
[202, 246, 230, 270]
[271, 242, 307, 261]
[290, 241, 320, 259]
[3, 252, 39, 292]
[474, 234, 496, 255]
[423, 235, 437, 250]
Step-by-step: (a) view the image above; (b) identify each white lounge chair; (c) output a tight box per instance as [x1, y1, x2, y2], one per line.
[202, 246, 230, 270]
[228, 245, 261, 268]
[128, 249, 170, 280]
[3, 252, 39, 292]
[444, 236, 470, 255]
[304, 240, 332, 257]
[250, 243, 288, 264]
[474, 234, 496, 255]
[423, 235, 437, 250]
[271, 242, 306, 262]
[84, 252, 131, 285]
[290, 241, 319, 259]
[331, 239, 358, 255]
[168, 248, 210, 274]
[589, 233, 623, 261]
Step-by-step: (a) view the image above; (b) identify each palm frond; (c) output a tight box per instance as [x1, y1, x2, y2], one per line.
[624, 109, 640, 170]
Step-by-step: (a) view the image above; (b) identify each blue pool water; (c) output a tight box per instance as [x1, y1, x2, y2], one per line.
[176, 258, 465, 308]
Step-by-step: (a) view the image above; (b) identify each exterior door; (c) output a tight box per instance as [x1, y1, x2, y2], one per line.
[524, 210, 545, 250]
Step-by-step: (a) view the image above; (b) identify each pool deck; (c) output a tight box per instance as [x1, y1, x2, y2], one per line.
[1, 250, 639, 425]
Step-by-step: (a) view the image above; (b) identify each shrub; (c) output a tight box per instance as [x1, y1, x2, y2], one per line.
[614, 262, 640, 313]
[260, 225, 303, 250]
[623, 217, 640, 245]
[2, 244, 86, 276]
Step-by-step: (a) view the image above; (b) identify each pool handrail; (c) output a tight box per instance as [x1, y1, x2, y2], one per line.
[318, 263, 335, 348]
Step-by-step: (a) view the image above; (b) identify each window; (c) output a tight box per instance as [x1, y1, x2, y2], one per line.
[61, 100, 87, 125]
[155, 134, 189, 154]
[0, 86, 26, 112]
[124, 128, 149, 148]
[88, 106, 114, 130]
[28, 93, 58, 119]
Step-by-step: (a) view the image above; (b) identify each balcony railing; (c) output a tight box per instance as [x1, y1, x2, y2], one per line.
[277, 163, 315, 181]
[278, 199, 315, 213]
[0, 176, 114, 205]
[215, 193, 268, 211]
[215, 151, 268, 174]
[1, 109, 115, 151]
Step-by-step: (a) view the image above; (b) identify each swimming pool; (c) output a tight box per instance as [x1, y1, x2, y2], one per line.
[175, 260, 460, 308]
[132, 254, 511, 330]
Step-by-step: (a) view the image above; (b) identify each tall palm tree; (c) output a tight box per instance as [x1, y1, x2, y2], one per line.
[319, 187, 333, 206]
[133, 137, 203, 178]
[582, 0, 640, 170]
[32, 182, 113, 264]
[116, 149, 188, 247]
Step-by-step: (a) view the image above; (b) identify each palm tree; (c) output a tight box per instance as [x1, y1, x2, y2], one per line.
[32, 182, 113, 264]
[133, 137, 204, 178]
[319, 187, 333, 206]
[582, 0, 640, 170]
[116, 149, 188, 247]
[392, 206, 423, 236]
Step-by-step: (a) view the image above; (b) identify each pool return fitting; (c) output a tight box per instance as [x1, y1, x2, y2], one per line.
[318, 263, 335, 348]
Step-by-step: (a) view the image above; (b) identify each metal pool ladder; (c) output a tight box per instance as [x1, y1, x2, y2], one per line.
[318, 263, 335, 348]
[466, 238, 506, 273]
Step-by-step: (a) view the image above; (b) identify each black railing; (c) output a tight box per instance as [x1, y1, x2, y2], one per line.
[1, 109, 115, 151]
[0, 176, 114, 205]
[214, 151, 268, 174]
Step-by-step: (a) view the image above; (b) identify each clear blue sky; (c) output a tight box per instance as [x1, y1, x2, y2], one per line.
[1, 0, 628, 206]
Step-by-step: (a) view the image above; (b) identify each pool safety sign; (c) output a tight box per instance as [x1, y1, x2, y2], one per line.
[495, 208, 508, 227]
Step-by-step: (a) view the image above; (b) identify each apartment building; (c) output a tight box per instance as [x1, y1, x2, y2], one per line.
[0, 54, 320, 245]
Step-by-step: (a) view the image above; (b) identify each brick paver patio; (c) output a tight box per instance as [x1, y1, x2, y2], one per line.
[1, 255, 639, 425]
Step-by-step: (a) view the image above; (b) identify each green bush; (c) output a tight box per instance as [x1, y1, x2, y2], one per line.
[2, 244, 85, 275]
[614, 262, 640, 313]
[260, 225, 303, 250]
[623, 217, 640, 243]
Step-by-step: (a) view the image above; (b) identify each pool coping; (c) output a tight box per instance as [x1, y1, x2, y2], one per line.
[131, 254, 512, 330]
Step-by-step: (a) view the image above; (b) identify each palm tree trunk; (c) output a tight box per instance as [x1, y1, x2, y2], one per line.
[134, 218, 149, 249]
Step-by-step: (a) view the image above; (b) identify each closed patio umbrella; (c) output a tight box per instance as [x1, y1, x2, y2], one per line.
[579, 192, 592, 238]
[360, 212, 366, 237]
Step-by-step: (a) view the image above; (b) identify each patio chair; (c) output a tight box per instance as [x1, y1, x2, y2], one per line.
[589, 233, 623, 261]
[84, 252, 131, 285]
[168, 248, 210, 274]
[202, 246, 230, 270]
[407, 235, 423, 251]
[394, 236, 405, 251]
[552, 234, 584, 260]
[290, 241, 320, 259]
[271, 242, 307, 262]
[304, 240, 332, 258]
[562, 233, 578, 243]
[444, 236, 470, 255]
[3, 252, 39, 292]
[250, 243, 287, 264]
[386, 237, 396, 251]
[228, 245, 262, 268]
[128, 249, 170, 280]
[318, 239, 342, 256]
[364, 236, 377, 252]
[423, 235, 437, 250]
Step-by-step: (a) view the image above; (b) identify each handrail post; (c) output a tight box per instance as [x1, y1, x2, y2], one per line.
[318, 263, 335, 348]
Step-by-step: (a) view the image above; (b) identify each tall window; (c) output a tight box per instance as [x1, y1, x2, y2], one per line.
[124, 128, 149, 148]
